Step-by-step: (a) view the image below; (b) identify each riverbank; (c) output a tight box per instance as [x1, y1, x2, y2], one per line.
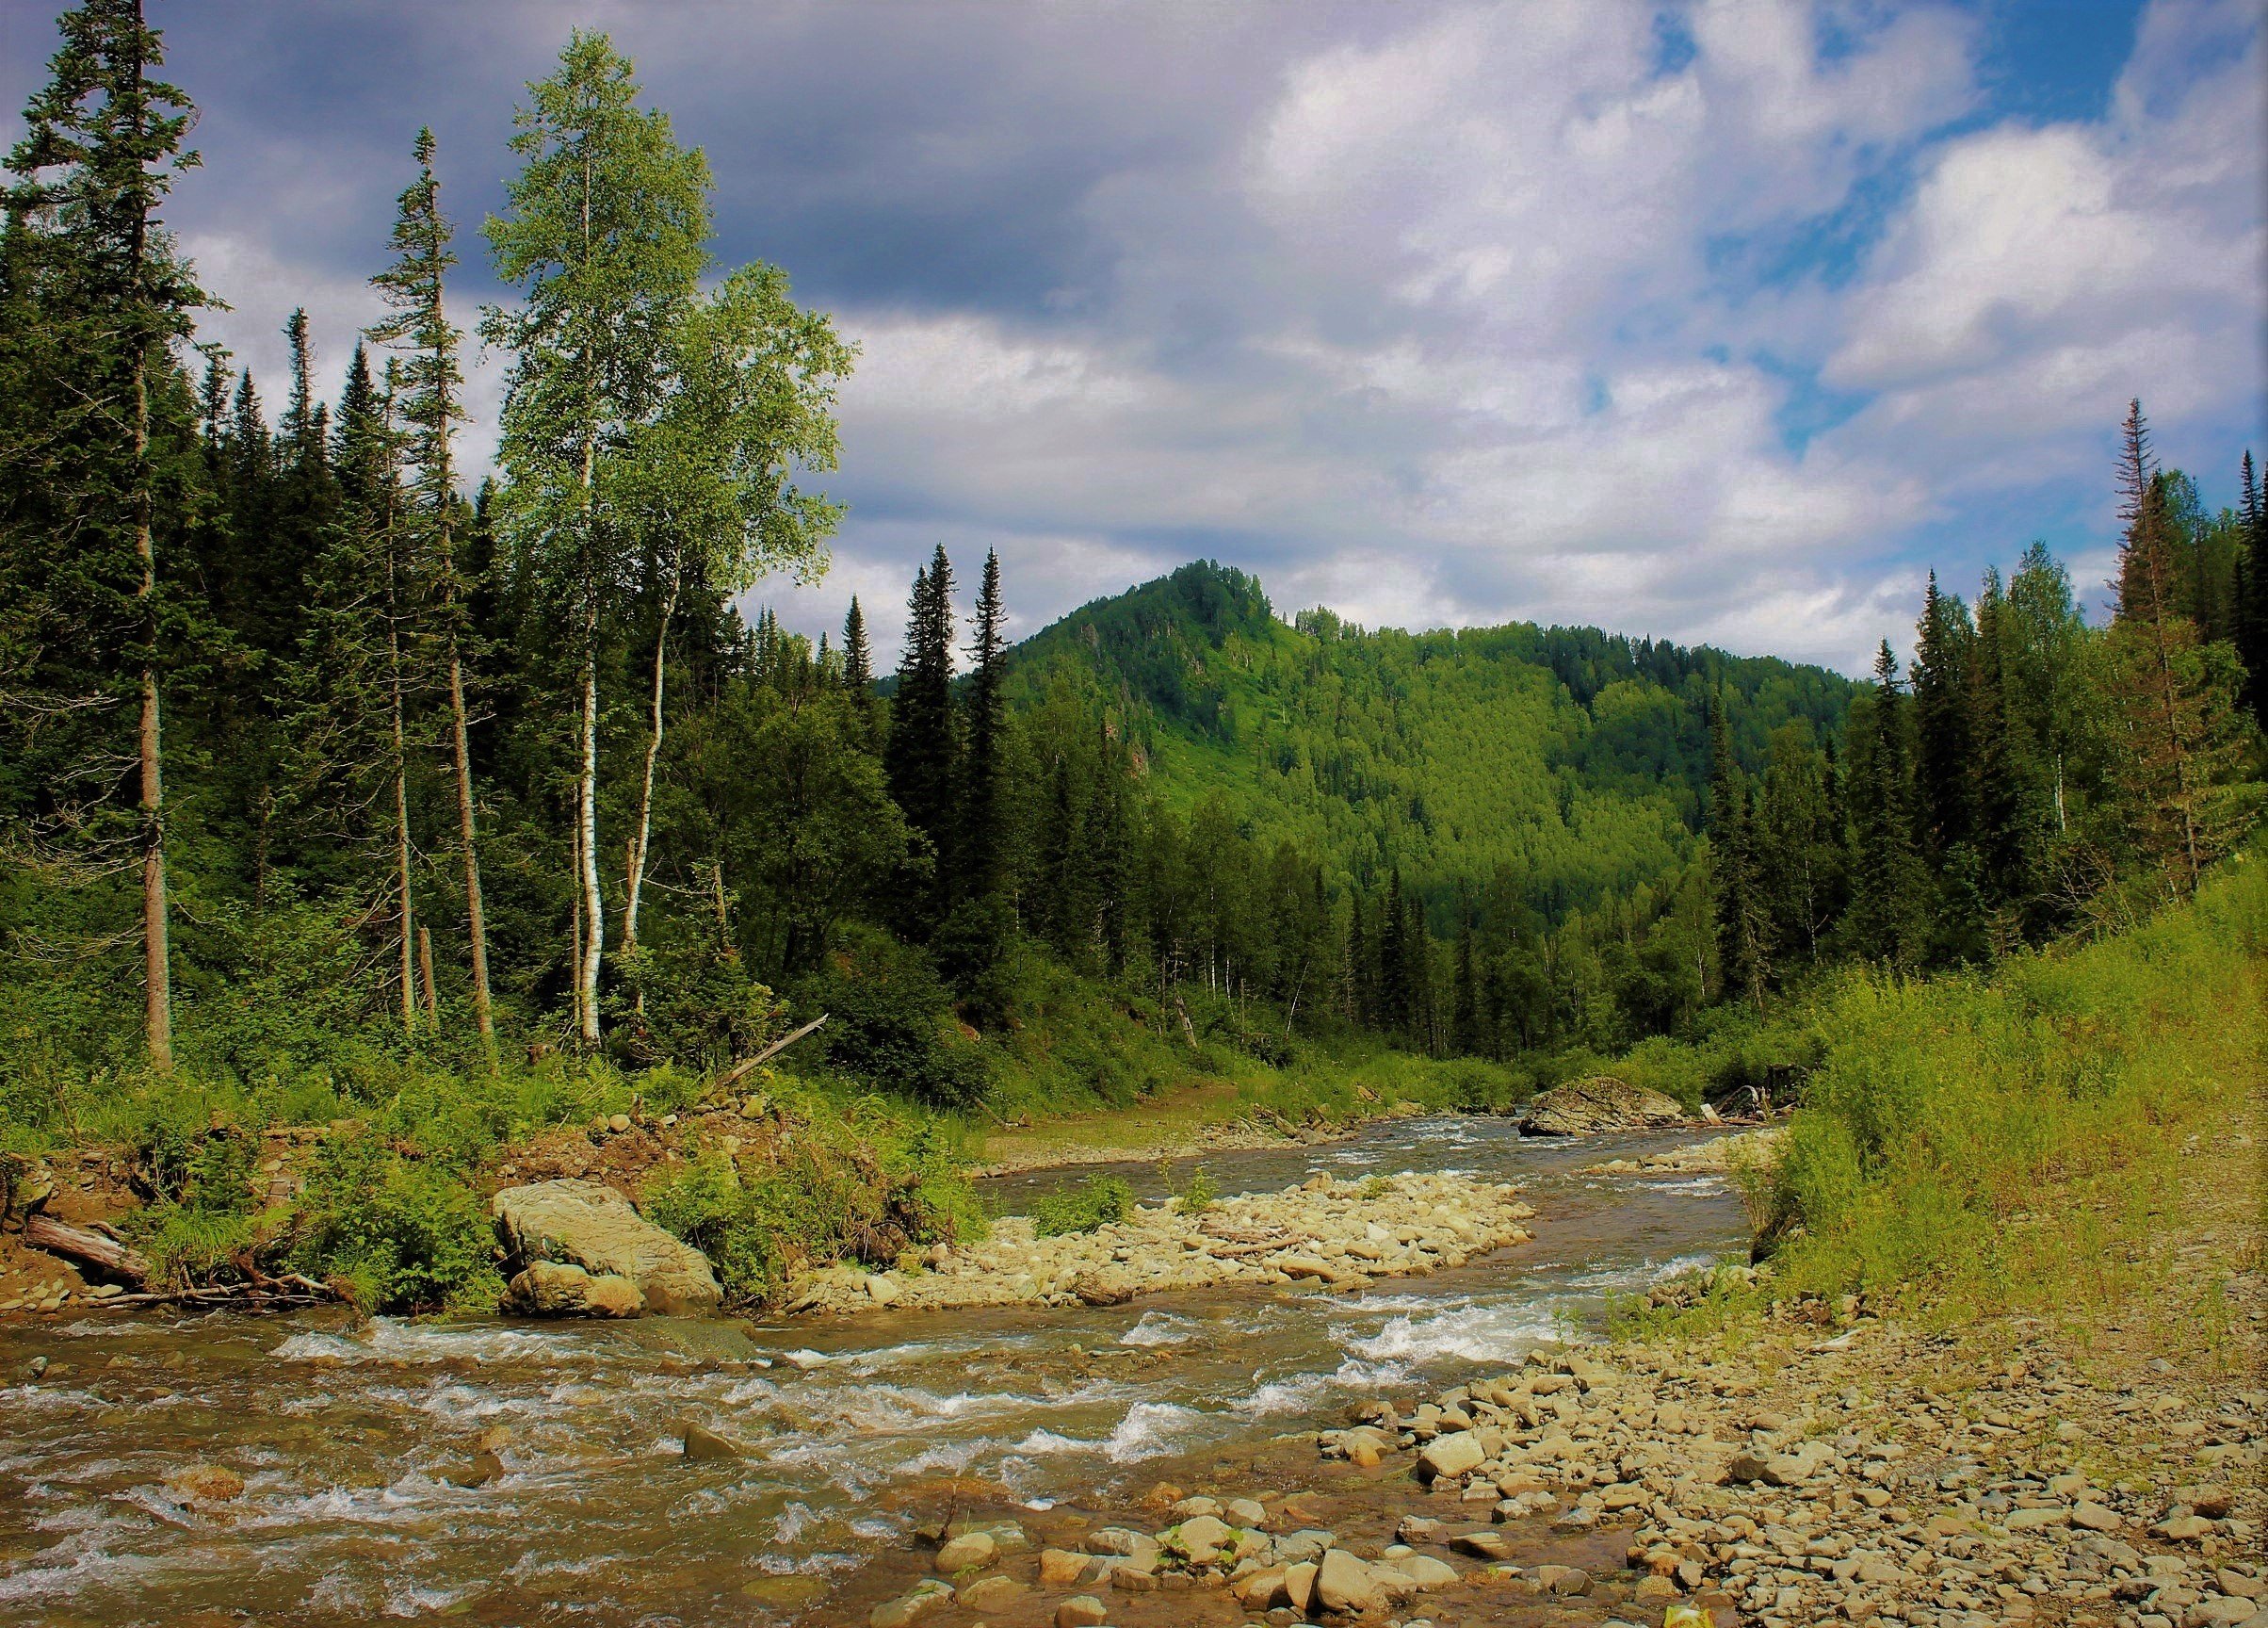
[822, 1114, 2263, 1628]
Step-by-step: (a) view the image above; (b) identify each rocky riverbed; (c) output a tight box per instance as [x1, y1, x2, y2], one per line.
[785, 1172, 1538, 1316]
[839, 1294, 2264, 1628]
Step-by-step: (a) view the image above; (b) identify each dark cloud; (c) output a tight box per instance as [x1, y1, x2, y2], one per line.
[3, 0, 2259, 675]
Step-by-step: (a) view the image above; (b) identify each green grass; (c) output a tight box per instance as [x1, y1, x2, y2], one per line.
[1029, 1173, 1135, 1237]
[1628, 850, 2266, 1329]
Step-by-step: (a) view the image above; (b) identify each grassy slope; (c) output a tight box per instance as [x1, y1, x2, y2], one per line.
[1647, 847, 2266, 1329]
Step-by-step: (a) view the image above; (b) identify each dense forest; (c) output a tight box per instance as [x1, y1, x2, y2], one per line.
[3, 5, 2264, 1147]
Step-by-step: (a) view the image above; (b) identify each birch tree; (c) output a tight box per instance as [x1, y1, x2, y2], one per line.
[617, 264, 851, 983]
[483, 33, 707, 1044]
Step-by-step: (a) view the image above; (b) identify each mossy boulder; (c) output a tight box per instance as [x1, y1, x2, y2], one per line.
[1519, 1076, 1689, 1136]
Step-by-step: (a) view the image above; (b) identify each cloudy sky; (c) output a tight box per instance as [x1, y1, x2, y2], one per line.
[4, 0, 2261, 672]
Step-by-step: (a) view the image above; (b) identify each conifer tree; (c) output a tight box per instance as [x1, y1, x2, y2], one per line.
[959, 549, 1008, 897]
[1911, 571, 1976, 860]
[2105, 406, 2257, 896]
[2, 0, 206, 1072]
[1450, 915, 1480, 1055]
[2237, 450, 2266, 724]
[369, 126, 492, 1041]
[1847, 642, 1923, 967]
[841, 595, 873, 693]
[884, 546, 959, 917]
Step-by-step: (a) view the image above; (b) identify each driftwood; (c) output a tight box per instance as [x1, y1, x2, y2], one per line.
[711, 1014, 829, 1095]
[24, 1213, 338, 1311]
[24, 1213, 150, 1286]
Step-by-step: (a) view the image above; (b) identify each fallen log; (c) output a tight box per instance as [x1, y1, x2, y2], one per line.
[711, 1014, 829, 1095]
[24, 1213, 151, 1286]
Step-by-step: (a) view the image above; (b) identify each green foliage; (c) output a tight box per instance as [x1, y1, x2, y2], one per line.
[1174, 1163, 1218, 1215]
[1758, 849, 2265, 1306]
[802, 928, 990, 1107]
[285, 1131, 501, 1314]
[642, 1086, 985, 1303]
[1029, 1173, 1134, 1237]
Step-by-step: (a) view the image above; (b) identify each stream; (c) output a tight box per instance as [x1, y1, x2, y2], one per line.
[0, 1115, 1747, 1627]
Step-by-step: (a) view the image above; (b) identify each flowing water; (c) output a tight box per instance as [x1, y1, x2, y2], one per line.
[0, 1116, 1746, 1626]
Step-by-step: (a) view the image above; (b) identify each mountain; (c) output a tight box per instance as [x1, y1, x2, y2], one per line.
[1001, 561, 1855, 926]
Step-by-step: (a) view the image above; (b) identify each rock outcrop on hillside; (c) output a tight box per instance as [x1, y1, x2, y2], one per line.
[1518, 1076, 1689, 1136]
[491, 1178, 721, 1316]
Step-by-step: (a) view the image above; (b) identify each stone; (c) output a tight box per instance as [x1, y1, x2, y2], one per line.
[1055, 1597, 1109, 1628]
[1761, 1441, 1834, 1486]
[865, 1274, 900, 1305]
[935, 1530, 996, 1571]
[1401, 1555, 1459, 1591]
[1519, 1076, 1690, 1136]
[1169, 1514, 1233, 1564]
[1235, 1566, 1290, 1608]
[504, 1261, 645, 1317]
[1225, 1496, 1269, 1528]
[2006, 1507, 2069, 1531]
[1039, 1549, 1094, 1587]
[164, 1463, 245, 1504]
[869, 1580, 953, 1628]
[491, 1180, 721, 1314]
[2180, 1486, 2236, 1520]
[1084, 1527, 1160, 1568]
[1284, 1560, 1320, 1615]
[442, 1449, 504, 1488]
[958, 1576, 1029, 1612]
[1450, 1530, 1514, 1560]
[1316, 1550, 1381, 1614]
[2074, 1503, 2125, 1532]
[1418, 1430, 1487, 1480]
[1534, 1563, 1593, 1596]
[681, 1421, 749, 1462]
[606, 1113, 633, 1134]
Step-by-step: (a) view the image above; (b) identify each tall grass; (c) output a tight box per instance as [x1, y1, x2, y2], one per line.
[1759, 853, 2265, 1312]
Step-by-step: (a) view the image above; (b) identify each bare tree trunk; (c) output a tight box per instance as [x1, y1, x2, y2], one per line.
[622, 568, 681, 995]
[576, 631, 603, 1044]
[388, 582, 415, 1034]
[417, 925, 439, 1025]
[446, 645, 494, 1044]
[708, 858, 731, 948]
[569, 803, 586, 1040]
[133, 334, 171, 1075]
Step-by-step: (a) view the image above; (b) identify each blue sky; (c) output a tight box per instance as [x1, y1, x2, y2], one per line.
[3, 0, 2260, 673]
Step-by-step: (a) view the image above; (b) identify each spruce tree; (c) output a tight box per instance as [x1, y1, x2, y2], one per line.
[959, 549, 1008, 897]
[2237, 450, 2266, 725]
[3, 0, 206, 1072]
[841, 594, 873, 692]
[884, 546, 958, 917]
[1911, 571, 1977, 860]
[1847, 642, 1922, 967]
[369, 125, 494, 1042]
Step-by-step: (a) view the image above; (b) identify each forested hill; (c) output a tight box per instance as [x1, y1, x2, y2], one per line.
[1001, 561, 1855, 921]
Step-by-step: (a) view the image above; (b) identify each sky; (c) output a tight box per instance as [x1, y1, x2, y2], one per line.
[3, 0, 2262, 674]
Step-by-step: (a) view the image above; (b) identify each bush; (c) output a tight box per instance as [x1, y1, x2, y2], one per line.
[803, 930, 992, 1107]
[1175, 1164, 1219, 1214]
[1029, 1173, 1134, 1236]
[642, 1087, 987, 1304]
[285, 1131, 501, 1314]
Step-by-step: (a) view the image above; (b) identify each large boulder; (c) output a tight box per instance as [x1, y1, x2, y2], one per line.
[492, 1179, 721, 1315]
[1519, 1076, 1689, 1136]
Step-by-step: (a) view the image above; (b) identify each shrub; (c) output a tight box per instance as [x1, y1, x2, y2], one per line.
[1029, 1173, 1135, 1236]
[1175, 1164, 1219, 1214]
[285, 1132, 501, 1314]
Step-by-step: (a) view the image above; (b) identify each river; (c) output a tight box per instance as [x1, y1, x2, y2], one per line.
[0, 1115, 1747, 1626]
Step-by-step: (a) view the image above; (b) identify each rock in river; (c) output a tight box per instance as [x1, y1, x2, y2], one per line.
[492, 1179, 721, 1315]
[1518, 1076, 1689, 1136]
